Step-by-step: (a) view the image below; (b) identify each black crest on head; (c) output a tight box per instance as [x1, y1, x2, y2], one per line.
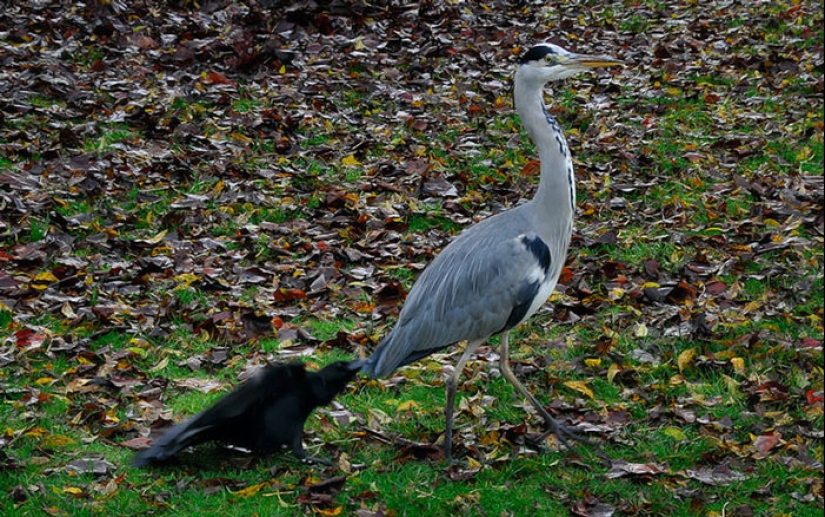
[519, 44, 557, 65]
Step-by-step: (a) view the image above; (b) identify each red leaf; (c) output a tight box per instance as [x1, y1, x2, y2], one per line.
[753, 431, 781, 456]
[520, 160, 541, 177]
[120, 437, 153, 451]
[666, 281, 697, 304]
[374, 282, 406, 304]
[274, 288, 307, 302]
[15, 328, 46, 350]
[800, 337, 821, 348]
[706, 281, 727, 296]
[204, 71, 235, 86]
[806, 389, 824, 405]
[558, 266, 574, 285]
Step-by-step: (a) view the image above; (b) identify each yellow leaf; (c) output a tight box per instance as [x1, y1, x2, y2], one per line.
[279, 64, 286, 74]
[730, 357, 745, 374]
[231, 132, 253, 144]
[341, 154, 361, 166]
[743, 300, 761, 313]
[635, 323, 649, 338]
[63, 487, 84, 495]
[150, 357, 170, 372]
[233, 482, 268, 498]
[677, 348, 695, 373]
[396, 400, 419, 412]
[607, 363, 622, 383]
[43, 434, 75, 447]
[723, 374, 741, 396]
[608, 287, 625, 300]
[25, 427, 49, 437]
[126, 347, 147, 358]
[317, 507, 343, 517]
[302, 475, 321, 486]
[467, 457, 483, 470]
[144, 230, 167, 244]
[129, 337, 152, 348]
[174, 273, 201, 287]
[34, 271, 59, 282]
[563, 380, 594, 399]
[35, 377, 55, 385]
[663, 427, 686, 441]
[584, 358, 601, 368]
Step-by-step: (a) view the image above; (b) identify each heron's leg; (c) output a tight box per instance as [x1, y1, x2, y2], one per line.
[498, 332, 595, 452]
[444, 340, 483, 462]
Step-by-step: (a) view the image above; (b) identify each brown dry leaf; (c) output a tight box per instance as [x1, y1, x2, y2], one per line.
[684, 465, 747, 486]
[752, 431, 783, 458]
[175, 378, 226, 393]
[605, 460, 668, 479]
[65, 458, 116, 476]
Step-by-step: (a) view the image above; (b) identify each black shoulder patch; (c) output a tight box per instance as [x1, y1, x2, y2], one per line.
[519, 44, 556, 65]
[502, 280, 539, 332]
[521, 234, 551, 272]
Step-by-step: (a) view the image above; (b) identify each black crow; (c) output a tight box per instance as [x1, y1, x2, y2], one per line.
[133, 359, 363, 467]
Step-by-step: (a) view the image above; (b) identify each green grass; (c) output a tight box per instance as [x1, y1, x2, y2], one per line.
[83, 126, 139, 152]
[1, 1, 822, 515]
[26, 216, 50, 242]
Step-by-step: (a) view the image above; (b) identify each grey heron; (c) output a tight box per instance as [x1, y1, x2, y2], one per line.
[362, 43, 623, 461]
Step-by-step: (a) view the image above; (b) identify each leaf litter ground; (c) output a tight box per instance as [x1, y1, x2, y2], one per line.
[0, 1, 822, 515]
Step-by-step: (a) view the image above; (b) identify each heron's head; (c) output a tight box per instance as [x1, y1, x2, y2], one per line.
[517, 43, 623, 84]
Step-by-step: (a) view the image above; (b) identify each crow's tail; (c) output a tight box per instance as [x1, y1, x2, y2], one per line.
[132, 419, 208, 467]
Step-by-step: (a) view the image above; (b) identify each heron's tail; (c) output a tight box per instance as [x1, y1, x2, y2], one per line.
[361, 333, 448, 379]
[360, 348, 384, 379]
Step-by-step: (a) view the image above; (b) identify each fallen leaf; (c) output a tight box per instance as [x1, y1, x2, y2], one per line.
[233, 482, 269, 498]
[605, 460, 668, 479]
[563, 380, 594, 399]
[341, 154, 361, 166]
[677, 348, 695, 372]
[685, 465, 747, 486]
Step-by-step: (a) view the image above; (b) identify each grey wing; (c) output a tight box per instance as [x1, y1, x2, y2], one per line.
[365, 213, 552, 377]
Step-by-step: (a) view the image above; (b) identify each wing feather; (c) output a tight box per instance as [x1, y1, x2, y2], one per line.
[365, 208, 554, 377]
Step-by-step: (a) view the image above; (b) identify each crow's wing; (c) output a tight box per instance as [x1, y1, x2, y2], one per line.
[133, 364, 303, 466]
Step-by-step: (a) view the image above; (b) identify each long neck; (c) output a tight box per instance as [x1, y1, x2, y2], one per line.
[514, 74, 576, 220]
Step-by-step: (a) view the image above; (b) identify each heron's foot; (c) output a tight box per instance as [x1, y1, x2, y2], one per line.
[441, 438, 458, 465]
[535, 418, 610, 462]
